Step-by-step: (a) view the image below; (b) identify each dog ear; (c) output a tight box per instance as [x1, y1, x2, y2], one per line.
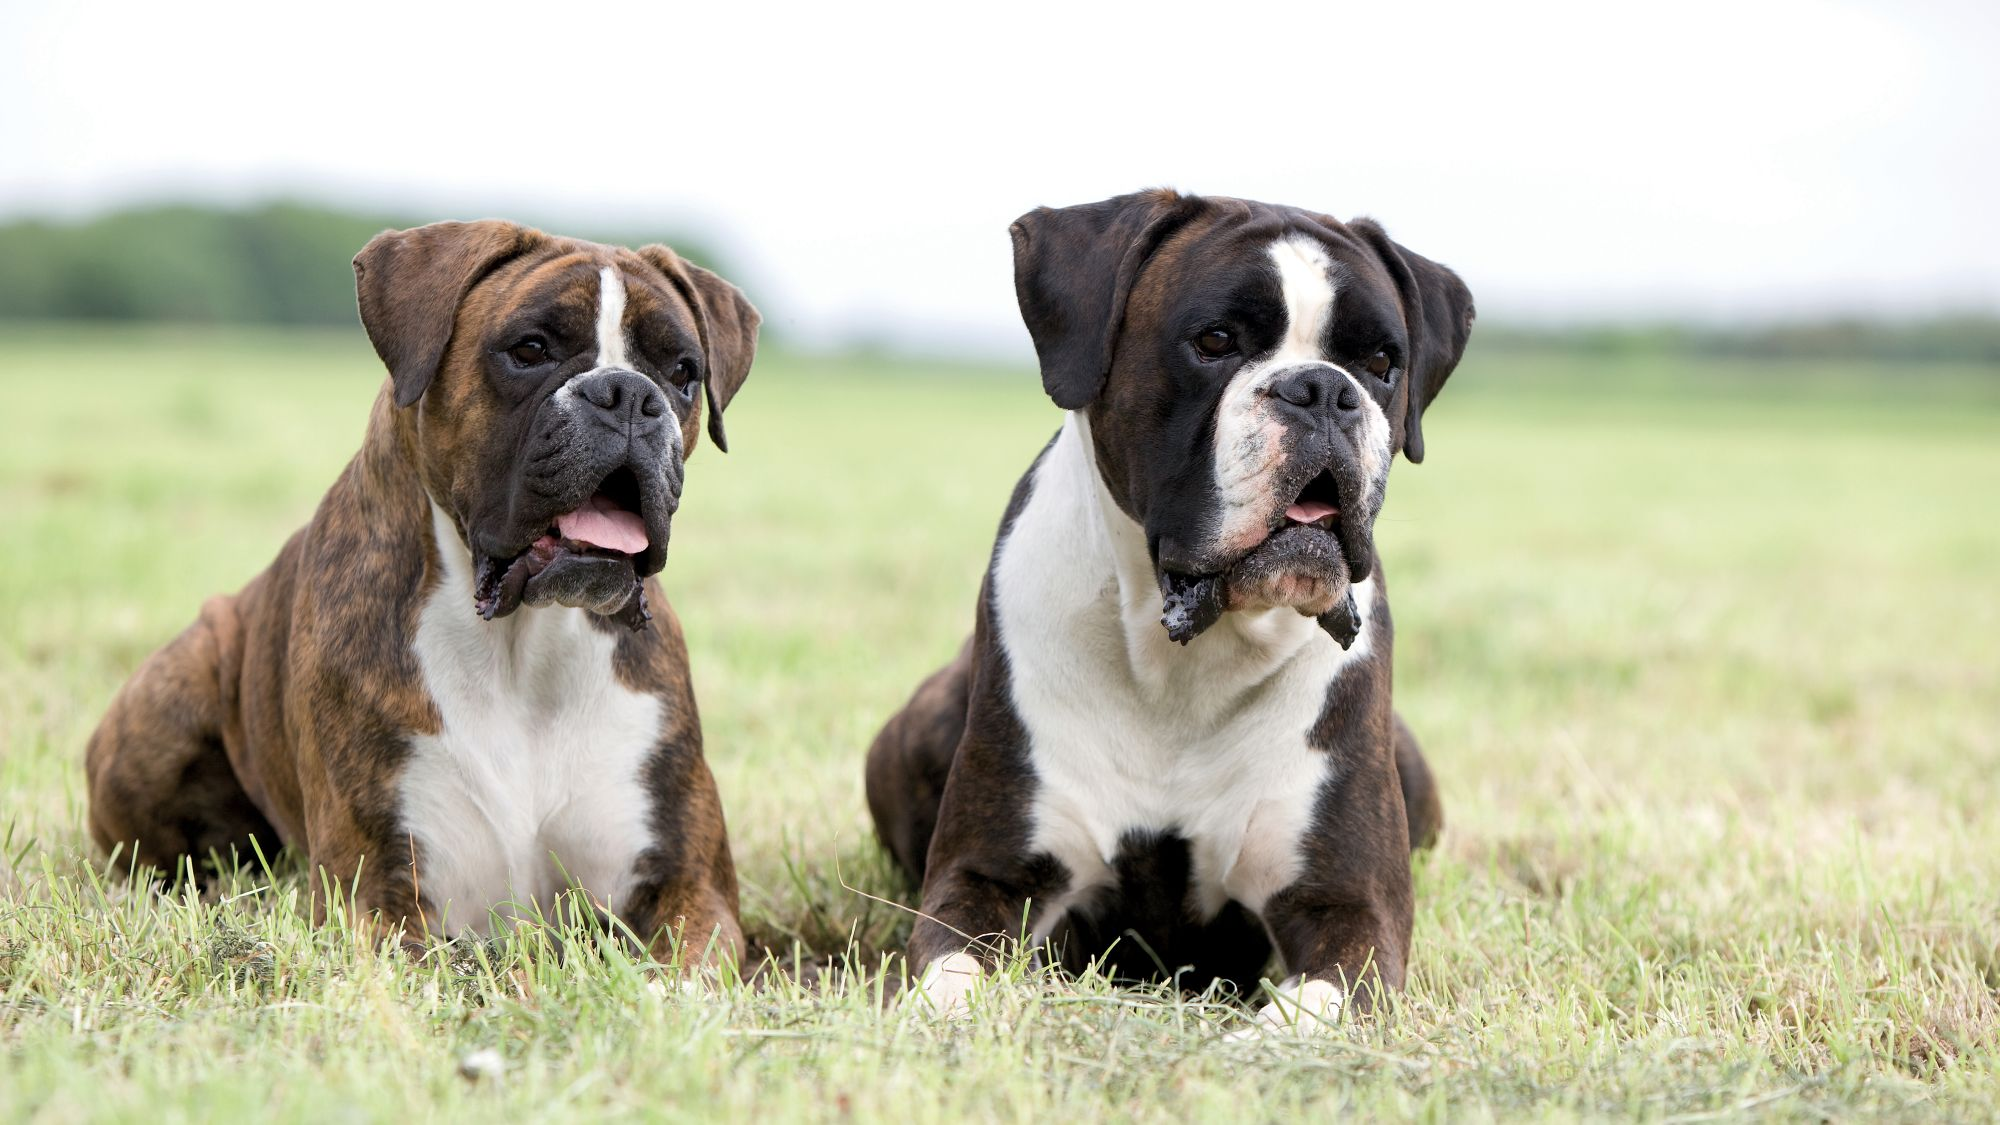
[1010, 189, 1200, 410]
[1347, 219, 1475, 464]
[353, 220, 537, 409]
[640, 245, 761, 454]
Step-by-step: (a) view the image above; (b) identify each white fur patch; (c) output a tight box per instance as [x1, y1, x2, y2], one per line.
[997, 415, 1375, 940]
[551, 263, 681, 445]
[915, 950, 983, 1019]
[594, 265, 630, 370]
[1269, 237, 1339, 358]
[1225, 976, 1345, 1039]
[398, 503, 663, 936]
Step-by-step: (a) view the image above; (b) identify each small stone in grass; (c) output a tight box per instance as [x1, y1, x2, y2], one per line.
[457, 1048, 505, 1084]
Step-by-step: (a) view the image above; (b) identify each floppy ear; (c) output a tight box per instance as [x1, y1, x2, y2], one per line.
[1010, 189, 1200, 410]
[640, 245, 761, 454]
[352, 220, 536, 409]
[1347, 219, 1475, 464]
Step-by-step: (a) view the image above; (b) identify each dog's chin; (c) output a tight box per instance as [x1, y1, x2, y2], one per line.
[1224, 525, 1354, 617]
[1156, 523, 1373, 647]
[521, 552, 640, 615]
[473, 536, 650, 628]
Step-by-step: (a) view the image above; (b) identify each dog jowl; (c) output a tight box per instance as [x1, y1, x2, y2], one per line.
[867, 189, 1472, 1033]
[86, 221, 758, 966]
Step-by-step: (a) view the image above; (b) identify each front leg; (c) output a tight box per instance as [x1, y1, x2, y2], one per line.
[906, 726, 1070, 1015]
[621, 757, 746, 974]
[305, 840, 433, 955]
[899, 597, 1069, 1016]
[627, 877, 744, 973]
[908, 854, 1066, 1016]
[1245, 753, 1416, 1034]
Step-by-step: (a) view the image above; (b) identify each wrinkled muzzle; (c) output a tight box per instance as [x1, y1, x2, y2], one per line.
[470, 369, 683, 629]
[1156, 363, 1392, 648]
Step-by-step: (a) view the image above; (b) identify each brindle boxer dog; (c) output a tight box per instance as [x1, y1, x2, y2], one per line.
[867, 189, 1472, 1033]
[87, 221, 757, 966]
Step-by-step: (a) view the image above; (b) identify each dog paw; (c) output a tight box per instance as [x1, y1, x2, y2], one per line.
[912, 951, 984, 1019]
[1224, 977, 1344, 1040]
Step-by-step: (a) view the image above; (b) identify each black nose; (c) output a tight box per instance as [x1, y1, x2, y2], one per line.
[573, 369, 668, 427]
[1268, 365, 1361, 419]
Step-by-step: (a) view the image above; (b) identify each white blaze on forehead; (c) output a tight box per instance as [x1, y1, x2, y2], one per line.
[595, 265, 630, 370]
[552, 262, 681, 452]
[1269, 236, 1337, 357]
[1258, 236, 1399, 490]
[1210, 235, 1342, 554]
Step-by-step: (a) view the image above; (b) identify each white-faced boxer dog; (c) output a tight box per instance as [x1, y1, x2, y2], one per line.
[87, 220, 758, 965]
[866, 190, 1472, 1032]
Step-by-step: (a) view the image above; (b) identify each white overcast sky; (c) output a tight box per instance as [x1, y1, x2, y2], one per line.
[2, 0, 1995, 353]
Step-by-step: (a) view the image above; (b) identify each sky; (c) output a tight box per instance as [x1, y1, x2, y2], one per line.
[2, 0, 1996, 353]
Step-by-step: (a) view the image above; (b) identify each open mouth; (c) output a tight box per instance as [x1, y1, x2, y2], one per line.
[471, 466, 656, 629]
[555, 466, 650, 556]
[1282, 469, 1342, 535]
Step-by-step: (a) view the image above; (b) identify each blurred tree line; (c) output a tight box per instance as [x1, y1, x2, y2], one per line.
[2, 202, 1996, 364]
[0, 202, 730, 326]
[1477, 319, 2000, 365]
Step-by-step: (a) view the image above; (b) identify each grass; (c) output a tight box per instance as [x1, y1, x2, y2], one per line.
[1, 323, 1997, 1121]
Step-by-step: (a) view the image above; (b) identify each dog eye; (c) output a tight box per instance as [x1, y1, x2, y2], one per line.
[506, 337, 548, 367]
[1193, 328, 1237, 359]
[1365, 350, 1393, 378]
[668, 359, 699, 396]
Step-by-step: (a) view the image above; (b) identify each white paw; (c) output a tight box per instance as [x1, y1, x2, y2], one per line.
[1225, 977, 1344, 1040]
[913, 951, 984, 1019]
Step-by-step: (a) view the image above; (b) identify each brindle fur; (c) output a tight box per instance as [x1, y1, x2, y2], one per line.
[87, 222, 755, 965]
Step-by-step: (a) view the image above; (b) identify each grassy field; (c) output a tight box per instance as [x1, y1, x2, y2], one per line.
[2, 324, 1997, 1121]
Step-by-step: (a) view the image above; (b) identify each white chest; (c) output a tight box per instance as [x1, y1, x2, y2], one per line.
[399, 506, 663, 935]
[993, 419, 1376, 929]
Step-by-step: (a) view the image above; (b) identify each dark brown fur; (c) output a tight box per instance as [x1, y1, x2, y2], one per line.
[868, 190, 1471, 1013]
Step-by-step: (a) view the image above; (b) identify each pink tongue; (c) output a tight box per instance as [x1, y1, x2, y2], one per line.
[1287, 500, 1339, 524]
[555, 495, 649, 554]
